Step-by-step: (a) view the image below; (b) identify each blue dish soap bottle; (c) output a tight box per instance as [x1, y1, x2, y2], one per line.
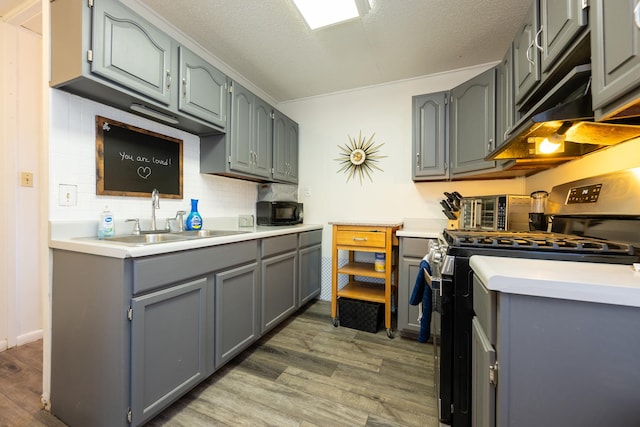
[185, 199, 203, 230]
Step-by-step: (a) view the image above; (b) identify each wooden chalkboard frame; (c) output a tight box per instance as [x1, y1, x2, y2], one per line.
[96, 116, 183, 199]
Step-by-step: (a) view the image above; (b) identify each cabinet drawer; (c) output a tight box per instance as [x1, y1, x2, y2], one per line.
[473, 274, 497, 345]
[299, 229, 322, 248]
[401, 237, 430, 258]
[336, 230, 386, 248]
[262, 234, 297, 258]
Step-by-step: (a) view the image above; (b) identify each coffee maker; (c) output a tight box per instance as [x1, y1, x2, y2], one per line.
[529, 190, 549, 231]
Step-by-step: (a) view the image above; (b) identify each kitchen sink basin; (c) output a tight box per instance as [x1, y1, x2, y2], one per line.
[105, 233, 188, 245]
[98, 229, 250, 246]
[177, 229, 250, 238]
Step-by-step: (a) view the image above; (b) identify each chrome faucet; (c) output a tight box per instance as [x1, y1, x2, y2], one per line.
[151, 189, 160, 231]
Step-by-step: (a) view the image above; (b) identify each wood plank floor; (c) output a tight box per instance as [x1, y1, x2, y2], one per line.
[0, 300, 438, 426]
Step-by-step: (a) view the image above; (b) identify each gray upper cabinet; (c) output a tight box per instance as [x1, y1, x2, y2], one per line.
[449, 68, 497, 175]
[130, 277, 209, 426]
[178, 46, 228, 130]
[539, 0, 588, 73]
[513, 0, 541, 105]
[92, 0, 173, 105]
[50, 0, 227, 135]
[228, 82, 273, 179]
[412, 91, 448, 180]
[591, 0, 640, 119]
[273, 110, 299, 184]
[496, 46, 515, 147]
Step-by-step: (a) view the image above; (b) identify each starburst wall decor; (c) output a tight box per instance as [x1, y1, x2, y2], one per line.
[335, 131, 387, 184]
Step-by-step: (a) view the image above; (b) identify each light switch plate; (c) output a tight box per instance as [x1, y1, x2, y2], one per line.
[59, 184, 77, 206]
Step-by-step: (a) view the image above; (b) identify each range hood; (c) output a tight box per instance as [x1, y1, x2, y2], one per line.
[487, 64, 640, 161]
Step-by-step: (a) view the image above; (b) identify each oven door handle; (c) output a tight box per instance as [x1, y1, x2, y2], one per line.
[423, 267, 442, 297]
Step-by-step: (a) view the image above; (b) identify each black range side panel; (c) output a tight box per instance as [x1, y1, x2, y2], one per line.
[452, 255, 473, 427]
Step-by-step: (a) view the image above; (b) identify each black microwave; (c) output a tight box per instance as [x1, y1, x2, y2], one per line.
[256, 201, 303, 225]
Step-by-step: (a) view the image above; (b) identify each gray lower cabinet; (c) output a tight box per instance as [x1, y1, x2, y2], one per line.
[449, 67, 497, 176]
[591, 0, 640, 120]
[298, 230, 322, 306]
[412, 91, 448, 181]
[214, 262, 259, 369]
[472, 274, 640, 427]
[261, 234, 298, 333]
[397, 237, 431, 336]
[130, 277, 209, 426]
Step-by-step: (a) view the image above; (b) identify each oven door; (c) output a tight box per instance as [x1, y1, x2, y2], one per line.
[434, 275, 453, 423]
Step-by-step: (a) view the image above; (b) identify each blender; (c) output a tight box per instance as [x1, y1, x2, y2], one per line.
[529, 190, 549, 231]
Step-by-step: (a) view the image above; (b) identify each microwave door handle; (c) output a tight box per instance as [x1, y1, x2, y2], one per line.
[473, 200, 482, 228]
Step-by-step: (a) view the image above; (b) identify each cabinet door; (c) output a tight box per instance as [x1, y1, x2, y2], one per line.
[253, 97, 274, 179]
[262, 251, 297, 333]
[229, 82, 254, 175]
[273, 110, 299, 183]
[92, 0, 173, 105]
[591, 0, 640, 113]
[449, 68, 497, 175]
[496, 47, 514, 147]
[215, 262, 259, 369]
[178, 46, 227, 129]
[412, 91, 448, 180]
[299, 244, 321, 306]
[130, 277, 208, 426]
[513, 0, 540, 105]
[540, 0, 587, 73]
[398, 257, 424, 334]
[472, 317, 496, 427]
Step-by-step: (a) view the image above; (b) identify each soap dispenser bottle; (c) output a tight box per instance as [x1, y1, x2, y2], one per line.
[98, 206, 115, 238]
[185, 199, 203, 230]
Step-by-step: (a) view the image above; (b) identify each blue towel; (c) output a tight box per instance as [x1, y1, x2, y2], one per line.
[409, 259, 432, 343]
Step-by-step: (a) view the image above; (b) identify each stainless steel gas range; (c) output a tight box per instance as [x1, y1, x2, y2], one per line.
[425, 169, 640, 427]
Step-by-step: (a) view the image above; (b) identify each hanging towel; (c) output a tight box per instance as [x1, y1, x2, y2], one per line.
[409, 259, 432, 343]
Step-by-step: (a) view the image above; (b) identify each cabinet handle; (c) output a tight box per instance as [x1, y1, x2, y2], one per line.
[182, 78, 187, 97]
[534, 26, 544, 52]
[352, 237, 368, 241]
[166, 70, 172, 89]
[488, 138, 494, 151]
[526, 41, 534, 65]
[416, 152, 420, 167]
[635, 2, 640, 29]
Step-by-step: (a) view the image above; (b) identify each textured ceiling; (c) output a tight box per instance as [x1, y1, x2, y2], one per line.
[139, 0, 532, 102]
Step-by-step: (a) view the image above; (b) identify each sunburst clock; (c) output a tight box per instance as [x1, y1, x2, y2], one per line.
[335, 131, 386, 184]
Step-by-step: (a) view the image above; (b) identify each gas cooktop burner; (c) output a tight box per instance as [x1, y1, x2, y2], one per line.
[443, 229, 636, 255]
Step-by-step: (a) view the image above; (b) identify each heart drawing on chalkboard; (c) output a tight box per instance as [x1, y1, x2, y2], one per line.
[137, 166, 152, 180]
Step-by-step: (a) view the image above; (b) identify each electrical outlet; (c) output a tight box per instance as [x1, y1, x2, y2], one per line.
[59, 184, 77, 206]
[20, 172, 34, 187]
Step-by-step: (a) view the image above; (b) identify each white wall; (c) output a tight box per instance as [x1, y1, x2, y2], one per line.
[278, 65, 528, 299]
[0, 20, 43, 351]
[49, 90, 258, 227]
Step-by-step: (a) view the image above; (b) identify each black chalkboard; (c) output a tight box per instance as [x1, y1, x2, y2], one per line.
[96, 116, 183, 198]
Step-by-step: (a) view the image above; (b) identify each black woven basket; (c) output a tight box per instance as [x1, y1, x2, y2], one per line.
[338, 297, 384, 333]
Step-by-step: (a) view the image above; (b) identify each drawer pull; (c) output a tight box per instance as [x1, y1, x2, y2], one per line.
[352, 237, 368, 241]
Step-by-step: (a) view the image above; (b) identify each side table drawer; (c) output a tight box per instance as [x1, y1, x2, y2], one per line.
[336, 230, 386, 248]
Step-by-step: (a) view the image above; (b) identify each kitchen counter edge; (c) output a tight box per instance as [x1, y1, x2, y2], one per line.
[470, 255, 640, 307]
[49, 223, 324, 259]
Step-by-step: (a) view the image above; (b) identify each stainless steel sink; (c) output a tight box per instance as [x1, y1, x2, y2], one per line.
[99, 229, 249, 246]
[177, 229, 250, 238]
[105, 233, 188, 245]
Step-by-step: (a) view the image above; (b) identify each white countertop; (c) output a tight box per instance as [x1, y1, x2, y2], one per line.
[396, 218, 447, 239]
[470, 255, 640, 307]
[50, 220, 323, 259]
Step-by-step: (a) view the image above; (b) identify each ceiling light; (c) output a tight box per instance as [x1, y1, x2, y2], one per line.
[292, 0, 371, 30]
